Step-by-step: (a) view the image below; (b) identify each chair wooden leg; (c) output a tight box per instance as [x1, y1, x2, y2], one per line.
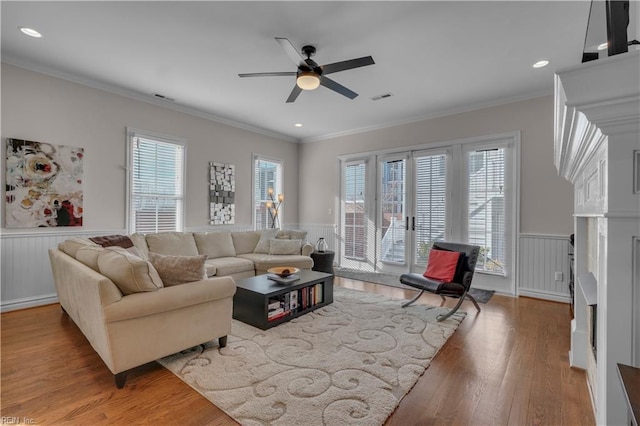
[465, 293, 481, 312]
[401, 290, 425, 308]
[436, 293, 466, 322]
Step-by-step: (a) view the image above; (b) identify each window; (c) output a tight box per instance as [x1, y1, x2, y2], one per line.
[253, 155, 283, 229]
[344, 161, 366, 260]
[466, 147, 506, 274]
[127, 129, 185, 233]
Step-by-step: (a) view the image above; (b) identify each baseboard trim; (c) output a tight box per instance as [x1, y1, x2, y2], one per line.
[518, 288, 571, 304]
[1, 294, 58, 313]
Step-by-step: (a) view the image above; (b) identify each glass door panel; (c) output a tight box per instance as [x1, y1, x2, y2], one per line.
[377, 156, 407, 272]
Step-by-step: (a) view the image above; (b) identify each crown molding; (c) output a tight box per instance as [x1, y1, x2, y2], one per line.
[299, 89, 553, 143]
[1, 56, 299, 143]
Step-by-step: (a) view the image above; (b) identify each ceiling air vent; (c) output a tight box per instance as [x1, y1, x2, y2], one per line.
[153, 93, 175, 102]
[371, 93, 393, 101]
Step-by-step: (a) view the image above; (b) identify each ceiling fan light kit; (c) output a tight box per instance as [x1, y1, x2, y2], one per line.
[296, 71, 320, 90]
[239, 37, 374, 103]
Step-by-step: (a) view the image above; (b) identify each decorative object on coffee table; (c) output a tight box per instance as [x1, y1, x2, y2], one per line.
[311, 250, 335, 274]
[209, 162, 235, 225]
[267, 266, 300, 277]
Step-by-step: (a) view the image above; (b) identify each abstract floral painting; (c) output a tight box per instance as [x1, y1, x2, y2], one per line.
[5, 138, 84, 228]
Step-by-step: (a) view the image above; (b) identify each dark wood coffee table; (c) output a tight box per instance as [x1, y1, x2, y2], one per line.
[233, 269, 333, 330]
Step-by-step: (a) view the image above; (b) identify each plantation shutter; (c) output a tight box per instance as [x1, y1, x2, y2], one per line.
[253, 157, 282, 229]
[344, 161, 366, 260]
[414, 153, 447, 264]
[131, 135, 184, 233]
[467, 147, 506, 274]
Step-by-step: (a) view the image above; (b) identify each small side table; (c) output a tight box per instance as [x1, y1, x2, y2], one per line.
[310, 250, 335, 274]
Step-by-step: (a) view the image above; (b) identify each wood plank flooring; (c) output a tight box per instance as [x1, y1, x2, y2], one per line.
[1, 278, 594, 425]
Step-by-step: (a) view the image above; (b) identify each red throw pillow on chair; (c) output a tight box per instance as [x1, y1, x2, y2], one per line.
[424, 249, 461, 282]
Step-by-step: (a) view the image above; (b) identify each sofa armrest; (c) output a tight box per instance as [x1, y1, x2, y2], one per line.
[301, 242, 314, 256]
[103, 277, 236, 323]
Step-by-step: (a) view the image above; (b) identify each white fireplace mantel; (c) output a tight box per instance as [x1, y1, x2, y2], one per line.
[555, 50, 640, 426]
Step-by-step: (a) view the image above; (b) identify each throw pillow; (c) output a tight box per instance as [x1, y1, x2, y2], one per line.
[276, 230, 308, 241]
[75, 245, 105, 271]
[253, 229, 279, 254]
[148, 252, 208, 287]
[424, 249, 461, 282]
[269, 239, 302, 255]
[98, 247, 163, 295]
[89, 234, 134, 249]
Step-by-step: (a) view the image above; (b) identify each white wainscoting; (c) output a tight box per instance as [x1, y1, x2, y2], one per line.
[1, 229, 125, 312]
[518, 233, 572, 303]
[1, 225, 338, 312]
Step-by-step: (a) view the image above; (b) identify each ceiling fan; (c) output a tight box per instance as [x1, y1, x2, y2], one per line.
[238, 37, 375, 103]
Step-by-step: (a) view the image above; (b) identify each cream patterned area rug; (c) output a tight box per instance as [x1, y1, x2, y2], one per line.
[158, 287, 465, 426]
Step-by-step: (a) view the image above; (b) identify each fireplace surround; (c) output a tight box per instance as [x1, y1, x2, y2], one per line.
[554, 50, 639, 425]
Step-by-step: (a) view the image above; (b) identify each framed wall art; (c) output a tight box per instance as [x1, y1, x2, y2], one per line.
[210, 162, 235, 224]
[5, 138, 84, 228]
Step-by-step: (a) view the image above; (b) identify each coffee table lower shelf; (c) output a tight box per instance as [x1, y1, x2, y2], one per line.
[233, 270, 334, 330]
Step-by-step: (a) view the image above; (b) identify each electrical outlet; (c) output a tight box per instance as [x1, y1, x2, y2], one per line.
[555, 271, 563, 281]
[328, 208, 332, 216]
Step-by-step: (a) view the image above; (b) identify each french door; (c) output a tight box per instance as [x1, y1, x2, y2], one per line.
[339, 133, 518, 294]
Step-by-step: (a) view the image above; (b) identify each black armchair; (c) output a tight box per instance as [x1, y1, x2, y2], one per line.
[399, 242, 481, 321]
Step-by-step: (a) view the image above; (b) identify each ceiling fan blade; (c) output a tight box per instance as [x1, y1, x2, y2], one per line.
[320, 77, 358, 99]
[238, 72, 296, 77]
[275, 37, 306, 67]
[286, 85, 303, 103]
[322, 56, 375, 75]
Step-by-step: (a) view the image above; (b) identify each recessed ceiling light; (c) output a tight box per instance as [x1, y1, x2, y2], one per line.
[18, 26, 42, 38]
[532, 60, 549, 68]
[294, 123, 303, 127]
[597, 42, 608, 51]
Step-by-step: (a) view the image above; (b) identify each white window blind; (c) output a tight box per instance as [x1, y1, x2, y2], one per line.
[414, 153, 447, 264]
[344, 161, 366, 260]
[129, 133, 184, 233]
[254, 157, 282, 229]
[467, 147, 506, 274]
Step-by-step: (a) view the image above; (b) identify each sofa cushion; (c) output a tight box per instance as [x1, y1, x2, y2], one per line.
[129, 233, 150, 259]
[59, 237, 99, 258]
[269, 239, 302, 255]
[98, 247, 163, 295]
[146, 232, 199, 256]
[75, 245, 105, 271]
[148, 252, 208, 287]
[206, 257, 255, 276]
[237, 253, 314, 272]
[231, 231, 261, 254]
[203, 260, 217, 277]
[194, 232, 236, 259]
[276, 230, 308, 242]
[253, 229, 279, 254]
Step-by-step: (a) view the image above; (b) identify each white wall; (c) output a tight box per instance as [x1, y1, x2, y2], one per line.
[1, 63, 300, 232]
[298, 95, 574, 236]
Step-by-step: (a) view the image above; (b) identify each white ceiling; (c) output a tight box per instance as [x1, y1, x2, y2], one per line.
[2, 1, 594, 142]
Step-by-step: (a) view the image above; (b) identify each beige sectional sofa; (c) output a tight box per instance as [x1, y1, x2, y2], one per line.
[49, 229, 314, 388]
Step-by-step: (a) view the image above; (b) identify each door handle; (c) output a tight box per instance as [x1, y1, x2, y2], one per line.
[412, 216, 415, 231]
[405, 217, 409, 231]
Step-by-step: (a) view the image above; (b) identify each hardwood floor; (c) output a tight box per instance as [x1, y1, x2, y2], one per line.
[1, 278, 594, 425]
